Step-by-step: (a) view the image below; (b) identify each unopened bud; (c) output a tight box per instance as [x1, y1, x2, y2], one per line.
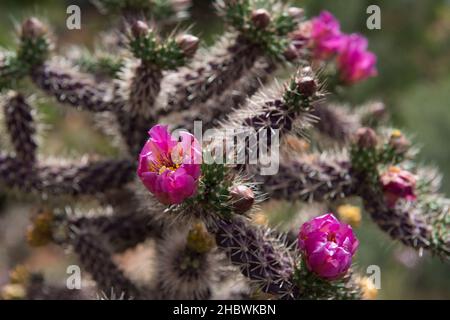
[131, 20, 149, 38]
[296, 75, 317, 97]
[176, 34, 199, 58]
[287, 7, 304, 21]
[389, 130, 410, 154]
[21, 17, 46, 38]
[230, 185, 255, 214]
[354, 127, 378, 148]
[283, 44, 299, 61]
[251, 9, 271, 29]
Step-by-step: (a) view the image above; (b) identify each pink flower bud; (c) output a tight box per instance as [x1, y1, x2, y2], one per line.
[298, 213, 359, 280]
[21, 17, 46, 38]
[251, 9, 271, 29]
[283, 44, 299, 61]
[380, 167, 416, 208]
[230, 185, 255, 214]
[354, 127, 378, 148]
[131, 20, 149, 38]
[296, 75, 317, 97]
[176, 34, 200, 58]
[389, 130, 410, 154]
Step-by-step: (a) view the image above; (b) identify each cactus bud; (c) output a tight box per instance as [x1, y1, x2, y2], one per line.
[283, 44, 299, 61]
[251, 9, 271, 29]
[296, 75, 317, 97]
[230, 185, 255, 214]
[131, 20, 149, 38]
[389, 130, 410, 154]
[176, 34, 199, 58]
[354, 127, 378, 148]
[21, 17, 46, 39]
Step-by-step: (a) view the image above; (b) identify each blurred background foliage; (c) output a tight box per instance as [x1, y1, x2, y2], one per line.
[0, 0, 449, 299]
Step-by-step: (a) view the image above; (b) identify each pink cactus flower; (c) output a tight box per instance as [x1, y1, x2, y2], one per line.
[137, 124, 202, 205]
[380, 166, 417, 208]
[336, 33, 377, 84]
[310, 11, 344, 59]
[298, 213, 359, 280]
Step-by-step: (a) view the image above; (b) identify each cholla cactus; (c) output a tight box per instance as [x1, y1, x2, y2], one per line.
[0, 0, 448, 301]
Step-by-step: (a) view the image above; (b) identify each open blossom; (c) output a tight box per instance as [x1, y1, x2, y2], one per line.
[310, 11, 343, 59]
[305, 11, 378, 85]
[298, 213, 359, 280]
[380, 166, 416, 208]
[137, 124, 201, 205]
[337, 33, 377, 84]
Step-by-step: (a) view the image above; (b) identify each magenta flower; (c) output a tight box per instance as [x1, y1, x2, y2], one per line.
[137, 124, 202, 205]
[310, 11, 343, 59]
[336, 33, 377, 84]
[380, 167, 417, 208]
[298, 213, 359, 280]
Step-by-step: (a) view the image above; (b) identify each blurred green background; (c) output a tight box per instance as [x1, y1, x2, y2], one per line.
[0, 0, 449, 299]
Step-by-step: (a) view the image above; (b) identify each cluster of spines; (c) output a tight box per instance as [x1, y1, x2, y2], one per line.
[163, 34, 264, 116]
[68, 211, 163, 253]
[0, 152, 135, 196]
[2, 92, 37, 165]
[0, 18, 50, 92]
[176, 55, 277, 132]
[217, 0, 301, 59]
[211, 216, 296, 299]
[160, 0, 305, 123]
[256, 153, 354, 202]
[70, 227, 145, 299]
[349, 128, 449, 258]
[31, 62, 121, 112]
[239, 66, 321, 139]
[155, 223, 217, 299]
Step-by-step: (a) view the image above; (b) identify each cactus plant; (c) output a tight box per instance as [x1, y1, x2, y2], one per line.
[0, 0, 448, 301]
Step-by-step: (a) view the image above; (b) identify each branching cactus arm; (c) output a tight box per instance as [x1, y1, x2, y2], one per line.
[0, 0, 448, 302]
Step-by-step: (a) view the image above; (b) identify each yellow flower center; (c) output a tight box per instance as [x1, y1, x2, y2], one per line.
[158, 164, 181, 174]
[388, 166, 401, 174]
[391, 129, 402, 138]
